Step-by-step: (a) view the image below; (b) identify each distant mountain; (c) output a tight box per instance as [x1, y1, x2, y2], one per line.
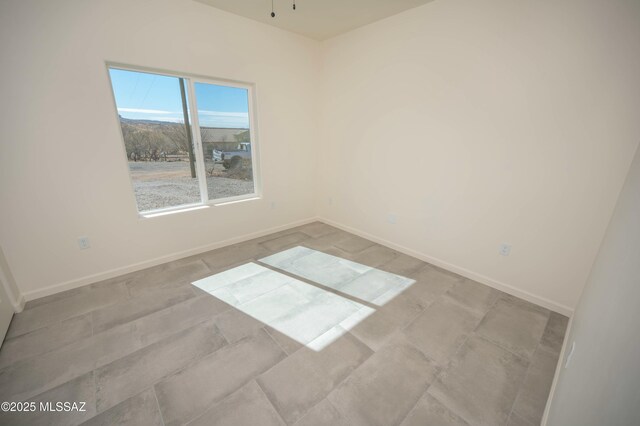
[118, 116, 250, 143]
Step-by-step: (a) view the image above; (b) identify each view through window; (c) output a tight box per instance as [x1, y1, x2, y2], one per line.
[108, 67, 257, 214]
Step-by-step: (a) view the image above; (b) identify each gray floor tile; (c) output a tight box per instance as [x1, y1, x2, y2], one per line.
[7, 282, 129, 338]
[0, 314, 92, 369]
[22, 275, 129, 311]
[511, 347, 560, 425]
[22, 286, 89, 311]
[236, 283, 314, 324]
[206, 264, 366, 348]
[301, 230, 352, 251]
[214, 308, 265, 344]
[506, 410, 535, 426]
[349, 244, 398, 268]
[261, 246, 370, 289]
[200, 241, 269, 272]
[400, 394, 469, 426]
[207, 270, 290, 307]
[476, 297, 550, 360]
[92, 285, 195, 334]
[374, 290, 425, 323]
[405, 265, 464, 306]
[1, 225, 562, 426]
[266, 294, 361, 347]
[442, 279, 500, 317]
[333, 234, 376, 253]
[295, 222, 341, 239]
[0, 323, 139, 402]
[213, 305, 304, 355]
[294, 399, 349, 426]
[258, 331, 373, 424]
[264, 327, 304, 355]
[81, 388, 163, 426]
[260, 232, 311, 252]
[328, 337, 438, 426]
[539, 312, 569, 354]
[320, 246, 355, 260]
[132, 295, 230, 347]
[403, 300, 481, 367]
[344, 308, 405, 351]
[337, 268, 413, 304]
[428, 336, 529, 426]
[95, 320, 227, 412]
[379, 253, 426, 276]
[188, 380, 285, 426]
[155, 329, 285, 426]
[0, 373, 96, 426]
[193, 262, 267, 294]
[126, 259, 210, 298]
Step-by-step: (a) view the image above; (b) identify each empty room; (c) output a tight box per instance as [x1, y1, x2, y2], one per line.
[1, 0, 639, 425]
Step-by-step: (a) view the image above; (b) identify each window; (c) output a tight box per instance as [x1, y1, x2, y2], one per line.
[107, 66, 258, 215]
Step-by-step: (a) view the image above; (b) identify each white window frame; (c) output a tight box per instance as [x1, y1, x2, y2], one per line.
[106, 63, 261, 218]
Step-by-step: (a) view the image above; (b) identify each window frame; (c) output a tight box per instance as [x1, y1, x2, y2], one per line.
[105, 62, 262, 218]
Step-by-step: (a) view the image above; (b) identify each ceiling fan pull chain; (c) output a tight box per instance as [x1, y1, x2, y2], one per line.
[271, 0, 275, 17]
[293, 0, 296, 10]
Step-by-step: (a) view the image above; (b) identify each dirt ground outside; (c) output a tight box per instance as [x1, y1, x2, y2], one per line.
[128, 161, 254, 212]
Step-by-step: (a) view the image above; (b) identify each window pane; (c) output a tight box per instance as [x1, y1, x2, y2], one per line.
[109, 68, 202, 212]
[194, 82, 255, 200]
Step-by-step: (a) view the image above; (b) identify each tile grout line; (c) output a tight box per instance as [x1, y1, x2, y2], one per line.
[419, 285, 504, 424]
[253, 259, 381, 310]
[152, 385, 167, 426]
[262, 326, 298, 357]
[91, 370, 99, 419]
[505, 312, 556, 426]
[253, 379, 289, 426]
[395, 387, 429, 426]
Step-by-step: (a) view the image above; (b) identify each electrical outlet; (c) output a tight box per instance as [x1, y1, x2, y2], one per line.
[499, 243, 512, 256]
[387, 214, 397, 224]
[78, 236, 91, 250]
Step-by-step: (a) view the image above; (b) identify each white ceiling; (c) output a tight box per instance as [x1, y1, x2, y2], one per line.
[194, 0, 435, 41]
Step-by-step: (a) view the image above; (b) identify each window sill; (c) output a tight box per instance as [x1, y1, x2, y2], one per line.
[138, 194, 260, 219]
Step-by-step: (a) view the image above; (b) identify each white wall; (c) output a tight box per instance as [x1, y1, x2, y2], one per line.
[0, 0, 321, 299]
[545, 145, 640, 425]
[318, 0, 640, 313]
[2, 0, 639, 313]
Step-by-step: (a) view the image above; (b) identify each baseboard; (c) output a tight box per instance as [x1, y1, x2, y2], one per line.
[23, 216, 320, 302]
[319, 217, 574, 316]
[14, 293, 26, 313]
[540, 314, 574, 425]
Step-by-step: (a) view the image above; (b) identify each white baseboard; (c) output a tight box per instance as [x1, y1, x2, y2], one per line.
[23, 217, 320, 302]
[14, 294, 26, 313]
[23, 214, 575, 317]
[319, 217, 574, 316]
[540, 315, 574, 425]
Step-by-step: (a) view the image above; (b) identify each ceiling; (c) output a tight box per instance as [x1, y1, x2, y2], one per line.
[194, 0, 435, 41]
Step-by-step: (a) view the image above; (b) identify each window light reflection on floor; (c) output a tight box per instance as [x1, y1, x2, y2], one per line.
[192, 246, 415, 351]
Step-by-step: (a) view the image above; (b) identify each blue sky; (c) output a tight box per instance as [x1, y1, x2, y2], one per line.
[109, 68, 250, 128]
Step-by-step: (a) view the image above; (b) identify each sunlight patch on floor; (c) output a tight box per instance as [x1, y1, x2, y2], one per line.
[192, 247, 415, 351]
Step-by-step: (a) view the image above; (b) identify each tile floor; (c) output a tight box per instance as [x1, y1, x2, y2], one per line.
[0, 222, 568, 426]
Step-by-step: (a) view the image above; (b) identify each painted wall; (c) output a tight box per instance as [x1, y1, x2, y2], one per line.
[0, 0, 321, 299]
[318, 0, 640, 313]
[545, 145, 640, 425]
[2, 0, 640, 313]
